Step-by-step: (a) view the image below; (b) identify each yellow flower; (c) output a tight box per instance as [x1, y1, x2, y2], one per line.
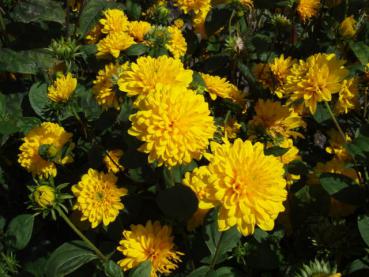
[239, 0, 254, 8]
[325, 129, 351, 161]
[193, 10, 208, 38]
[269, 55, 296, 98]
[104, 149, 124, 173]
[335, 78, 359, 114]
[166, 26, 187, 58]
[85, 24, 103, 44]
[34, 185, 56, 208]
[278, 138, 300, 165]
[93, 63, 124, 110]
[205, 139, 287, 236]
[18, 122, 74, 178]
[47, 73, 77, 103]
[118, 56, 193, 99]
[128, 21, 152, 42]
[223, 117, 241, 139]
[173, 18, 184, 29]
[174, 0, 211, 15]
[100, 9, 129, 35]
[128, 86, 216, 167]
[252, 63, 274, 90]
[312, 158, 359, 184]
[117, 220, 183, 277]
[249, 99, 306, 139]
[284, 53, 349, 114]
[200, 73, 244, 102]
[340, 16, 357, 38]
[96, 32, 135, 58]
[297, 0, 320, 22]
[71, 169, 128, 228]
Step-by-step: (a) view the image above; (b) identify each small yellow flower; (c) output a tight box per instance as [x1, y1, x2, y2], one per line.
[269, 55, 296, 98]
[339, 16, 357, 38]
[173, 18, 184, 29]
[72, 169, 128, 228]
[223, 117, 241, 139]
[18, 122, 74, 178]
[174, 0, 211, 15]
[128, 21, 152, 42]
[104, 149, 124, 173]
[96, 32, 135, 58]
[118, 55, 193, 100]
[249, 99, 306, 139]
[117, 220, 183, 277]
[93, 63, 124, 110]
[297, 0, 320, 22]
[205, 139, 287, 236]
[47, 73, 77, 103]
[85, 24, 103, 44]
[34, 185, 56, 208]
[335, 78, 359, 114]
[166, 26, 187, 59]
[278, 138, 300, 165]
[325, 129, 351, 161]
[128, 86, 216, 167]
[100, 9, 129, 35]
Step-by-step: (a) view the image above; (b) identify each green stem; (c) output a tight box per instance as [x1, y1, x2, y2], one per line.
[324, 102, 346, 143]
[57, 208, 108, 262]
[209, 232, 225, 270]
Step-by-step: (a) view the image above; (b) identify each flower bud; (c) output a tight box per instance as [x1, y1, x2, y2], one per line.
[339, 16, 357, 38]
[34, 185, 56, 208]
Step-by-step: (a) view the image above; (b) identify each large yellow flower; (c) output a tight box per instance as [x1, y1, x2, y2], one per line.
[103, 149, 124, 173]
[297, 0, 320, 22]
[99, 9, 129, 34]
[117, 220, 183, 277]
[96, 32, 135, 58]
[284, 53, 349, 114]
[93, 63, 124, 110]
[47, 72, 77, 103]
[128, 21, 152, 42]
[71, 169, 127, 228]
[205, 139, 287, 236]
[249, 99, 306, 139]
[128, 86, 216, 167]
[335, 77, 359, 114]
[18, 122, 74, 178]
[340, 16, 357, 38]
[166, 26, 187, 59]
[118, 56, 193, 99]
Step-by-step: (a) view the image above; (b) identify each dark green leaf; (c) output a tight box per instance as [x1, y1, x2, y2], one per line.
[125, 44, 149, 56]
[349, 41, 369, 65]
[117, 98, 135, 123]
[313, 103, 330, 123]
[346, 256, 369, 274]
[156, 185, 198, 220]
[6, 214, 34, 250]
[129, 260, 151, 277]
[45, 240, 97, 277]
[29, 82, 51, 118]
[125, 0, 142, 20]
[187, 266, 210, 277]
[0, 49, 56, 74]
[286, 160, 309, 175]
[215, 266, 243, 277]
[264, 146, 289, 157]
[10, 0, 64, 24]
[346, 124, 369, 159]
[358, 215, 369, 247]
[104, 260, 124, 277]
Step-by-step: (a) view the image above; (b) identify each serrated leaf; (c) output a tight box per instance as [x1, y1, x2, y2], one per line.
[45, 240, 97, 277]
[6, 214, 34, 250]
[129, 260, 151, 277]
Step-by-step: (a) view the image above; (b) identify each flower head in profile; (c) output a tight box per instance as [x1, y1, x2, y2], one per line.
[166, 26, 187, 59]
[18, 122, 74, 178]
[297, 0, 320, 22]
[33, 185, 56, 208]
[72, 169, 128, 228]
[335, 78, 359, 114]
[205, 139, 287, 235]
[47, 72, 77, 103]
[340, 16, 357, 38]
[103, 149, 124, 173]
[284, 53, 349, 114]
[93, 63, 125, 110]
[96, 32, 135, 58]
[117, 220, 183, 277]
[118, 56, 193, 100]
[100, 9, 129, 35]
[128, 21, 152, 42]
[128, 86, 216, 167]
[249, 99, 306, 139]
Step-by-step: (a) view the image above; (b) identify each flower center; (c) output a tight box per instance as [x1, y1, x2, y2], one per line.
[95, 191, 105, 201]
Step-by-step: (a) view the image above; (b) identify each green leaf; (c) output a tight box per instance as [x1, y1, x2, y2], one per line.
[24, 257, 48, 277]
[117, 98, 135, 123]
[313, 103, 331, 123]
[346, 124, 369, 159]
[74, 85, 102, 121]
[125, 0, 142, 20]
[10, 0, 64, 24]
[29, 82, 51, 118]
[6, 214, 34, 250]
[124, 44, 149, 56]
[129, 260, 151, 277]
[0, 49, 56, 74]
[156, 185, 198, 220]
[45, 240, 98, 277]
[104, 260, 124, 277]
[346, 256, 369, 274]
[349, 41, 369, 65]
[358, 215, 369, 247]
[187, 266, 210, 277]
[78, 0, 116, 37]
[215, 266, 243, 277]
[264, 146, 289, 157]
[286, 160, 309, 175]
